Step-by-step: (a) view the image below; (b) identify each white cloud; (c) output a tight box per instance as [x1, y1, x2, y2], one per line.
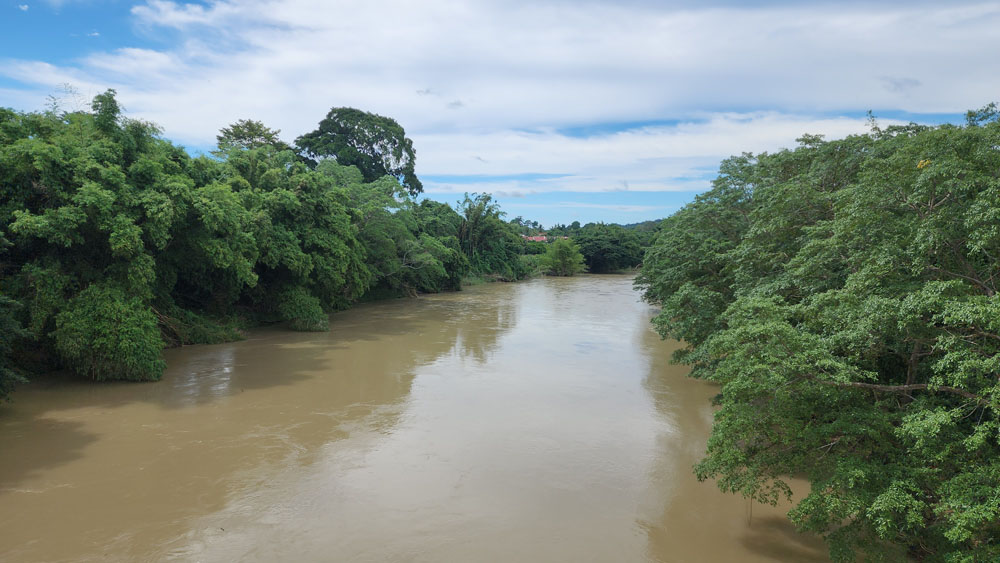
[2, 0, 996, 200]
[417, 112, 891, 194]
[18, 4, 29, 11]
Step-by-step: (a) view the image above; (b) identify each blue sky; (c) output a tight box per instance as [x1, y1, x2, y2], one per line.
[3, 1, 996, 227]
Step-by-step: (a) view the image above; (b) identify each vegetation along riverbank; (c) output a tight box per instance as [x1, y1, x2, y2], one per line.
[636, 105, 1000, 561]
[7, 88, 999, 562]
[0, 92, 650, 392]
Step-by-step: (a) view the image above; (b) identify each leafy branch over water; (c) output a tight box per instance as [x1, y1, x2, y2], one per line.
[636, 107, 1000, 561]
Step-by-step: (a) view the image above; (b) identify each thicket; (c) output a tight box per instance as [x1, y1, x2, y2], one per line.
[546, 220, 650, 272]
[541, 238, 586, 276]
[572, 223, 643, 273]
[636, 107, 1000, 561]
[0, 91, 533, 393]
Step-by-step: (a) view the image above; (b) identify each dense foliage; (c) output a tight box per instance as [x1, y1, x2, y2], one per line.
[636, 111, 1000, 561]
[545, 220, 581, 237]
[572, 223, 643, 273]
[619, 218, 663, 247]
[541, 238, 586, 276]
[456, 193, 533, 281]
[547, 220, 652, 272]
[296, 107, 423, 196]
[0, 291, 27, 399]
[0, 92, 531, 394]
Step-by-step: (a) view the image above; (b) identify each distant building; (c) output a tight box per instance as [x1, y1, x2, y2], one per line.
[520, 232, 570, 242]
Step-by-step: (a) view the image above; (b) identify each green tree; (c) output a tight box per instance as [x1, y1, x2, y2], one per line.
[635, 153, 756, 365]
[226, 148, 369, 328]
[0, 94, 508, 392]
[573, 223, 642, 273]
[621, 219, 664, 247]
[410, 200, 469, 291]
[637, 116, 1000, 561]
[542, 239, 586, 276]
[5, 95, 177, 379]
[296, 107, 423, 195]
[0, 290, 28, 400]
[456, 193, 528, 280]
[52, 284, 165, 380]
[216, 119, 290, 152]
[2, 91, 261, 379]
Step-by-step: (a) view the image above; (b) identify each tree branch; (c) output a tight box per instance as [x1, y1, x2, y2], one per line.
[818, 379, 989, 405]
[926, 265, 996, 296]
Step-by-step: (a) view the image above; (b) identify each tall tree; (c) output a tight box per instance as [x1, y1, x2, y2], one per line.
[216, 119, 290, 152]
[296, 107, 423, 196]
[456, 193, 528, 280]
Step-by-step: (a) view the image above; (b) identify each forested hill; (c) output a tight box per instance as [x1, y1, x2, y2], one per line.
[636, 106, 1000, 561]
[0, 91, 536, 392]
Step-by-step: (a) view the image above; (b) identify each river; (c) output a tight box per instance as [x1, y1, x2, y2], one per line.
[0, 275, 828, 562]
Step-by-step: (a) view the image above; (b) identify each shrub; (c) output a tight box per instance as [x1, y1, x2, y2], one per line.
[52, 284, 165, 381]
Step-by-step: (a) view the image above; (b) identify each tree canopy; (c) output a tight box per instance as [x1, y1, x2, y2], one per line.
[572, 223, 643, 273]
[295, 107, 423, 196]
[542, 239, 586, 276]
[0, 92, 533, 395]
[216, 119, 290, 152]
[636, 111, 1000, 561]
[456, 193, 531, 281]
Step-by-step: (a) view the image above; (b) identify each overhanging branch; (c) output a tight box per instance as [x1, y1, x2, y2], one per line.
[817, 379, 989, 405]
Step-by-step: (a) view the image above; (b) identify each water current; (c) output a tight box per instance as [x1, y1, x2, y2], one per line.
[0, 275, 828, 562]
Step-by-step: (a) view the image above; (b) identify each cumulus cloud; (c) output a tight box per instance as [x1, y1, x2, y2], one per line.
[2, 0, 996, 204]
[416, 112, 888, 193]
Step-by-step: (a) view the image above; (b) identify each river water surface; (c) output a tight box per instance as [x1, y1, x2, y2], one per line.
[0, 275, 828, 562]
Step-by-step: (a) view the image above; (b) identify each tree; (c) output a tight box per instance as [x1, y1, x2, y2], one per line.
[542, 239, 586, 276]
[295, 107, 423, 196]
[573, 223, 643, 273]
[456, 193, 529, 280]
[637, 116, 1000, 561]
[91, 88, 121, 135]
[412, 199, 469, 291]
[52, 284, 165, 380]
[635, 153, 756, 364]
[0, 288, 27, 400]
[4, 92, 187, 381]
[0, 94, 508, 392]
[216, 119, 290, 152]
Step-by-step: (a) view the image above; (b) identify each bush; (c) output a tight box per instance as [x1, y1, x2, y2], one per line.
[52, 284, 165, 381]
[518, 254, 545, 277]
[542, 239, 586, 276]
[276, 286, 328, 331]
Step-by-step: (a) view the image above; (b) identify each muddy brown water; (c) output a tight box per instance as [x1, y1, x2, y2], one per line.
[0, 275, 828, 562]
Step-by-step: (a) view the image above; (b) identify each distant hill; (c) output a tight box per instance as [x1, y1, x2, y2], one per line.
[620, 219, 664, 232]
